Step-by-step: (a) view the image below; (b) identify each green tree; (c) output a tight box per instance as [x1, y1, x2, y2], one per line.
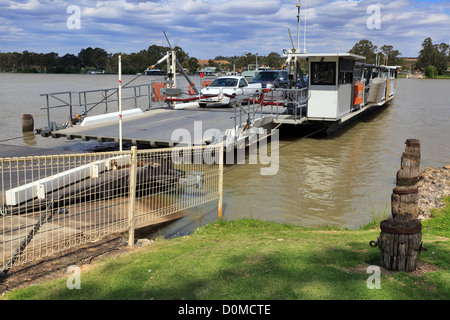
[58, 54, 82, 70]
[186, 57, 199, 74]
[348, 39, 377, 64]
[424, 65, 438, 78]
[417, 37, 448, 75]
[380, 45, 404, 66]
[265, 52, 284, 69]
[78, 47, 109, 70]
[0, 52, 8, 72]
[147, 44, 170, 66]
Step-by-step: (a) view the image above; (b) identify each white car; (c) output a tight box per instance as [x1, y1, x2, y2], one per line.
[199, 76, 261, 107]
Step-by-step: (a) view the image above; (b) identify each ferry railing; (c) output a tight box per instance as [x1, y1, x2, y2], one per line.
[268, 87, 309, 123]
[228, 87, 309, 129]
[40, 83, 157, 132]
[0, 144, 224, 275]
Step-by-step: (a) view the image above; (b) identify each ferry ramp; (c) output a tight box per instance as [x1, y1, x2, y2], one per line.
[49, 108, 239, 147]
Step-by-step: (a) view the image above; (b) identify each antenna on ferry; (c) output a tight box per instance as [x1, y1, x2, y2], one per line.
[296, 0, 300, 52]
[303, 0, 307, 53]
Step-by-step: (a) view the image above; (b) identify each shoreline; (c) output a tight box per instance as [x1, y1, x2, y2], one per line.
[418, 165, 450, 220]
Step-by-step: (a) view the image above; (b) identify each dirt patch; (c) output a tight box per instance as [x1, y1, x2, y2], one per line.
[0, 234, 131, 295]
[342, 261, 441, 276]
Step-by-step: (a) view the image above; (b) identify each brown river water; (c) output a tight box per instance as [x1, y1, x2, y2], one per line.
[0, 73, 449, 234]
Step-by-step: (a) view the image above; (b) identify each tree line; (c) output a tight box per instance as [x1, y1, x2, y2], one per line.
[0, 45, 285, 75]
[0, 45, 191, 74]
[348, 38, 449, 77]
[348, 39, 403, 66]
[1, 37, 448, 76]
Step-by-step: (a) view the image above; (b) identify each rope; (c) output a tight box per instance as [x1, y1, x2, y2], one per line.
[0, 135, 33, 143]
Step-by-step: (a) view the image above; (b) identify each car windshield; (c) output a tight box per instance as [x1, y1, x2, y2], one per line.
[255, 72, 279, 81]
[209, 78, 238, 87]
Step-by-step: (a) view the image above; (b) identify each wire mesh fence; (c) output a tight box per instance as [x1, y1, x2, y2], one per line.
[0, 144, 223, 275]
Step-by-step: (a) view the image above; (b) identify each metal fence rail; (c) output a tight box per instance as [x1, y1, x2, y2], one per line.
[0, 144, 223, 275]
[40, 83, 166, 131]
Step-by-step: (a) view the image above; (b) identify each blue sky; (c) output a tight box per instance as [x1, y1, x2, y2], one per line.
[0, 0, 449, 60]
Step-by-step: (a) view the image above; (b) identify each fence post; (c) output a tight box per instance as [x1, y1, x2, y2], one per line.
[218, 142, 224, 221]
[128, 146, 138, 247]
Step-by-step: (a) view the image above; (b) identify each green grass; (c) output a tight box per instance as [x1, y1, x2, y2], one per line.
[435, 74, 450, 79]
[3, 200, 450, 300]
[422, 197, 450, 238]
[424, 74, 450, 79]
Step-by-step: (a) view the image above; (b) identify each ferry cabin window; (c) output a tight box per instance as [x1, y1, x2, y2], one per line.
[339, 58, 354, 84]
[339, 72, 353, 84]
[311, 62, 336, 85]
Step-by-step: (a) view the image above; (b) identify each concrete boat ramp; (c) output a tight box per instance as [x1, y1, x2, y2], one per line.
[43, 104, 280, 148]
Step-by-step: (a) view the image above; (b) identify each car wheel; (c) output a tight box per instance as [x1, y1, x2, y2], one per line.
[199, 103, 207, 108]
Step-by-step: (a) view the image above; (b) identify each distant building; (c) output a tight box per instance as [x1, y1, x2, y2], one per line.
[196, 67, 217, 76]
[403, 57, 418, 71]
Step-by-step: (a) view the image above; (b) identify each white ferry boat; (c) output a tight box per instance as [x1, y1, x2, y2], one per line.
[274, 49, 398, 129]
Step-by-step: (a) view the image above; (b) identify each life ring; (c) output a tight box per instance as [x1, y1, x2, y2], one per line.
[188, 84, 196, 95]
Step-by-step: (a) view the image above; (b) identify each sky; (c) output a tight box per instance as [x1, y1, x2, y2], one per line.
[0, 0, 449, 60]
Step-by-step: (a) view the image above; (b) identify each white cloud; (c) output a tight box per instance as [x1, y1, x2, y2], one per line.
[181, 0, 210, 14]
[418, 13, 450, 25]
[8, 0, 41, 10]
[0, 0, 449, 58]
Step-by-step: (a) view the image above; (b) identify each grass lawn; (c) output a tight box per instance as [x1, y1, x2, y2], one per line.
[2, 198, 449, 300]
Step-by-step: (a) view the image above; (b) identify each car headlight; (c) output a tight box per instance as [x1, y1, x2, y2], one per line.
[267, 84, 273, 89]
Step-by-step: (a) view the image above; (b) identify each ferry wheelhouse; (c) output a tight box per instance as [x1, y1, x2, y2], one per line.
[280, 50, 398, 126]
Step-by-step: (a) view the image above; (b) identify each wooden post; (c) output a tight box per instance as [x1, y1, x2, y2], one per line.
[22, 114, 34, 132]
[371, 139, 424, 272]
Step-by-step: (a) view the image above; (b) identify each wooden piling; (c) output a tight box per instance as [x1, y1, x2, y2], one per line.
[372, 139, 424, 272]
[22, 114, 34, 132]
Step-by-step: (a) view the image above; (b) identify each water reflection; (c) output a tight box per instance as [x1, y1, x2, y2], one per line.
[22, 131, 36, 146]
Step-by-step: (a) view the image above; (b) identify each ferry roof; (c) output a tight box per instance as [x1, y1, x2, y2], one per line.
[285, 52, 366, 60]
[356, 62, 400, 69]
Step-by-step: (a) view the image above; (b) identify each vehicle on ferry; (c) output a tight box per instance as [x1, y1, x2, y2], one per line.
[144, 68, 166, 75]
[250, 70, 289, 89]
[199, 76, 261, 107]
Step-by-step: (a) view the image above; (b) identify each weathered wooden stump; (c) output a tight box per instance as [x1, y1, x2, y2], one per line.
[378, 219, 423, 272]
[22, 114, 34, 132]
[371, 139, 424, 272]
